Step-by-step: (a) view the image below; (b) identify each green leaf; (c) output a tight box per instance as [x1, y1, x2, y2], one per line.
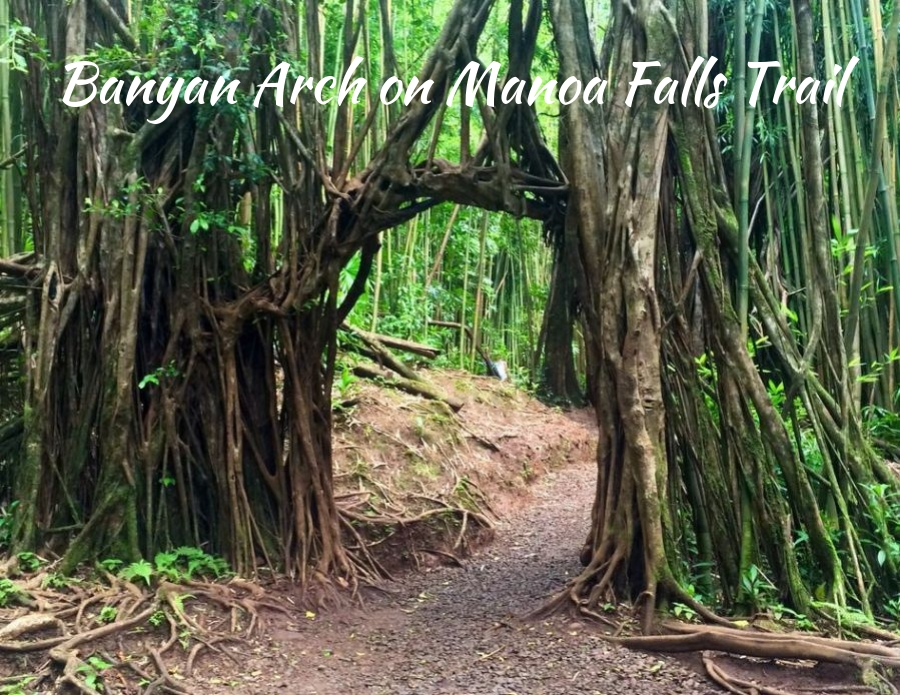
[154, 551, 178, 569]
[120, 559, 154, 586]
[138, 373, 159, 389]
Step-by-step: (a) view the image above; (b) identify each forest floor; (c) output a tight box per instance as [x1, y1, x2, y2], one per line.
[0, 370, 886, 694]
[197, 453, 721, 695]
[192, 372, 881, 695]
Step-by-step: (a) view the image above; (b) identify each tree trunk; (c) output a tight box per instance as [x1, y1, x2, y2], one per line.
[537, 242, 583, 405]
[7, 0, 566, 585]
[550, 0, 900, 628]
[550, 0, 676, 630]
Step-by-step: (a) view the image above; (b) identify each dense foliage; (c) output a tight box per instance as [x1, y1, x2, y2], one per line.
[2, 0, 900, 643]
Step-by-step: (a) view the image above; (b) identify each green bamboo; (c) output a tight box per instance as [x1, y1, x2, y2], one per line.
[471, 210, 488, 370]
[733, 0, 746, 208]
[0, 0, 13, 258]
[736, 0, 765, 340]
[843, 0, 900, 361]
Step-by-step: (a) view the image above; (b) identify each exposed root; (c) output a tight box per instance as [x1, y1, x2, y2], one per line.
[184, 635, 244, 677]
[336, 470, 496, 576]
[614, 627, 900, 668]
[0, 570, 294, 693]
[661, 579, 740, 628]
[528, 542, 626, 620]
[453, 510, 469, 550]
[604, 620, 900, 695]
[418, 547, 465, 567]
[702, 652, 802, 695]
[0, 613, 66, 641]
[539, 559, 900, 695]
[340, 513, 396, 583]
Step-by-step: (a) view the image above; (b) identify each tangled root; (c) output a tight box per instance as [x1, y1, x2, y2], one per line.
[0, 572, 280, 694]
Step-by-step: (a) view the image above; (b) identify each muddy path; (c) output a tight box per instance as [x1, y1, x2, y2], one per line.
[201, 458, 720, 695]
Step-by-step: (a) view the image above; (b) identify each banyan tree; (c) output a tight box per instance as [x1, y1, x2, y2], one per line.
[2, 0, 565, 585]
[3, 0, 900, 660]
[553, 0, 900, 639]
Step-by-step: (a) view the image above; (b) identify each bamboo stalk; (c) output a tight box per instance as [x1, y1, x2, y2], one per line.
[0, 0, 13, 258]
[736, 0, 766, 339]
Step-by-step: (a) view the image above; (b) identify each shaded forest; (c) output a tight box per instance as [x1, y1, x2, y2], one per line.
[5, 0, 900, 691]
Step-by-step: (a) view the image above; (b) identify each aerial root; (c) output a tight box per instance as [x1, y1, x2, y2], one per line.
[528, 542, 628, 621]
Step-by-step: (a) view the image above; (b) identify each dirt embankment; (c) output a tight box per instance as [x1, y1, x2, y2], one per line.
[330, 369, 597, 572]
[196, 383, 720, 695]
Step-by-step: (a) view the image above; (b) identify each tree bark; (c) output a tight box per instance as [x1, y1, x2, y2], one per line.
[7, 0, 566, 584]
[548, 0, 900, 628]
[537, 243, 583, 404]
[550, 0, 676, 631]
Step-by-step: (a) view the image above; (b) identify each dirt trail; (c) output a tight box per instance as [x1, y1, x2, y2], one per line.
[202, 457, 719, 695]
